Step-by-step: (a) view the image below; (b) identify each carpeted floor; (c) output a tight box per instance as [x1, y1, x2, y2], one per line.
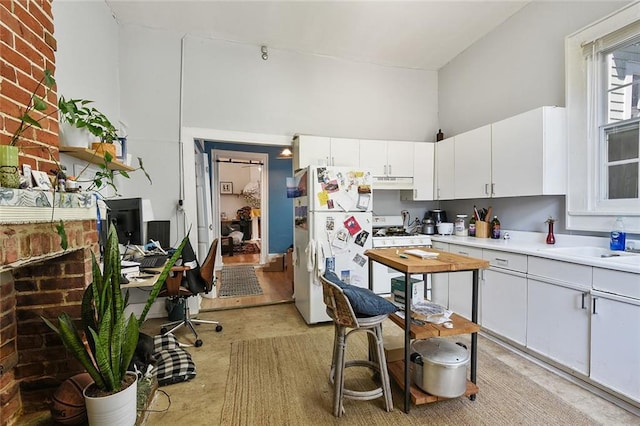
[221, 332, 597, 425]
[219, 265, 263, 297]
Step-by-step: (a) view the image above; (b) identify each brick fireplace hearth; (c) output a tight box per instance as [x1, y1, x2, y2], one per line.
[0, 218, 99, 425]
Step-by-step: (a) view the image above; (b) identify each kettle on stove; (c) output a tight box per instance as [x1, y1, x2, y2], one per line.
[422, 218, 436, 235]
[401, 210, 411, 231]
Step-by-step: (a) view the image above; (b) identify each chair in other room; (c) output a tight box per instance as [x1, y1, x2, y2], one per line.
[159, 238, 223, 347]
[320, 275, 393, 417]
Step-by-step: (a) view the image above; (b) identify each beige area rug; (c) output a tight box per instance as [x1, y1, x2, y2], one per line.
[221, 331, 597, 425]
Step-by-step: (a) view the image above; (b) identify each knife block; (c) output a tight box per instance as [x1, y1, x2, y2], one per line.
[475, 221, 490, 238]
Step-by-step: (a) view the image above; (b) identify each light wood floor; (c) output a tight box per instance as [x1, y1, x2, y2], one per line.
[199, 253, 294, 311]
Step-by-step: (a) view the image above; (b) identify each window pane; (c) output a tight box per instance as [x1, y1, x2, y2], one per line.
[605, 41, 640, 123]
[607, 126, 639, 161]
[608, 163, 638, 199]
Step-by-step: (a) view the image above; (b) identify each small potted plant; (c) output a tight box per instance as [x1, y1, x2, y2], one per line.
[42, 224, 188, 425]
[57, 95, 119, 156]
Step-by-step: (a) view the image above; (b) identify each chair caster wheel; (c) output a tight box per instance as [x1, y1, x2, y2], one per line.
[216, 325, 223, 332]
[161, 327, 168, 334]
[195, 339, 203, 347]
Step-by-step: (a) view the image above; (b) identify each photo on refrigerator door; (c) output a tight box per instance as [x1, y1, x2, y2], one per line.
[287, 171, 307, 198]
[354, 230, 369, 247]
[294, 205, 308, 229]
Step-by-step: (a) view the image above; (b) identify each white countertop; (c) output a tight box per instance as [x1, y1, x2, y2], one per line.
[429, 230, 640, 274]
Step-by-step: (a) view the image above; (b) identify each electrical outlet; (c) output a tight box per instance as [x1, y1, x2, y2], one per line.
[626, 239, 639, 250]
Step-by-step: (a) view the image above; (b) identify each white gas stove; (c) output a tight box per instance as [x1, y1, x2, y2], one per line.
[372, 215, 432, 248]
[371, 215, 432, 295]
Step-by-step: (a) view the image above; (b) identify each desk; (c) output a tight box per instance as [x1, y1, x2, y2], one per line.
[365, 247, 489, 413]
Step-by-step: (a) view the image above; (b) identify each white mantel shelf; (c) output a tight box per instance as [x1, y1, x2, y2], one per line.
[0, 187, 97, 224]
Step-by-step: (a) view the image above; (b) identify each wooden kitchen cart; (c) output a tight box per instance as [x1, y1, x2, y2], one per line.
[365, 247, 489, 413]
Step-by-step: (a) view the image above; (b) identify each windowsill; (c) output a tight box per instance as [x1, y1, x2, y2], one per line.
[0, 188, 97, 224]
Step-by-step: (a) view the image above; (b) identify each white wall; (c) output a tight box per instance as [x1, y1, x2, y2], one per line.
[438, 1, 628, 136]
[117, 24, 184, 245]
[182, 35, 438, 141]
[436, 1, 628, 235]
[53, 1, 120, 121]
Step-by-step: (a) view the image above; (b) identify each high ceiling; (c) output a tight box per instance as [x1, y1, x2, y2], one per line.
[106, 1, 530, 71]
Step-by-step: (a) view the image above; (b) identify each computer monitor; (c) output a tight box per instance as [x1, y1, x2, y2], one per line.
[105, 198, 144, 246]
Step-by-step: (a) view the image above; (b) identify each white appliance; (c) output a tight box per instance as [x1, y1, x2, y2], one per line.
[372, 215, 432, 295]
[292, 166, 374, 324]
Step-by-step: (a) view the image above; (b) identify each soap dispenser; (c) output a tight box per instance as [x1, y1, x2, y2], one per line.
[610, 216, 626, 251]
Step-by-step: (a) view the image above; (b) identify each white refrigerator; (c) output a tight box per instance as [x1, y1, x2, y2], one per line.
[292, 166, 373, 324]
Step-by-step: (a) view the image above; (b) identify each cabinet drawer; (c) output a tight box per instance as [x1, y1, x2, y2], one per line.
[528, 256, 591, 289]
[483, 249, 527, 273]
[432, 241, 449, 251]
[449, 244, 483, 259]
[593, 268, 640, 300]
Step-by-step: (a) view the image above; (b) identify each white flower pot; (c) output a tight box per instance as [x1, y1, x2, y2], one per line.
[84, 374, 137, 426]
[59, 122, 93, 148]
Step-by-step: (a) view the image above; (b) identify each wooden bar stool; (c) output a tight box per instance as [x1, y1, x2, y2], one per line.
[320, 276, 393, 417]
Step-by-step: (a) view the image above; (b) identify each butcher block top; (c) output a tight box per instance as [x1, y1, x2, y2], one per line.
[364, 247, 489, 274]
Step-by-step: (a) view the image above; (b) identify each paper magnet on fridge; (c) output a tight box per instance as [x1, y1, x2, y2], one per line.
[344, 216, 362, 236]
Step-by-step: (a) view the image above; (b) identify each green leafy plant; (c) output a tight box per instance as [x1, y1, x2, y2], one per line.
[58, 96, 118, 143]
[6, 69, 151, 248]
[42, 224, 189, 393]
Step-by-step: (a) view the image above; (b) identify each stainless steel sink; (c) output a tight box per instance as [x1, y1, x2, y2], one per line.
[539, 246, 638, 259]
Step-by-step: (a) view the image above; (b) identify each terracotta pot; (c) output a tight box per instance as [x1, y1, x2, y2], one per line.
[0, 145, 20, 188]
[91, 142, 117, 158]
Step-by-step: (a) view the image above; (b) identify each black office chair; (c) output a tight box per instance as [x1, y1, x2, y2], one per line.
[159, 238, 222, 347]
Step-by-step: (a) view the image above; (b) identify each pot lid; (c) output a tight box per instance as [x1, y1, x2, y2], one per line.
[411, 338, 469, 366]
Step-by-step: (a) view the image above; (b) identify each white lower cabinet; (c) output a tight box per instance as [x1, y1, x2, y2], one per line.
[591, 267, 640, 403]
[590, 293, 640, 402]
[482, 268, 527, 346]
[526, 277, 590, 375]
[526, 256, 591, 375]
[430, 241, 449, 307]
[448, 244, 483, 321]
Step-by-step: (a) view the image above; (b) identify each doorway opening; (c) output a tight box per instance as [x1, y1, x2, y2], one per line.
[215, 151, 265, 267]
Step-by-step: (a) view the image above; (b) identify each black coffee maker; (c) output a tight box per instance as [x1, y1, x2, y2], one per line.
[429, 209, 447, 224]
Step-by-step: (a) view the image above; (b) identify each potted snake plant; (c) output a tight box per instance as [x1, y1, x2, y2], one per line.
[42, 224, 188, 425]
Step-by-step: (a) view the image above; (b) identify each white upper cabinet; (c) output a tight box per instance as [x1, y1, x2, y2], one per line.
[360, 140, 414, 177]
[293, 135, 330, 170]
[491, 106, 566, 197]
[435, 136, 455, 200]
[454, 125, 492, 199]
[329, 138, 360, 167]
[401, 142, 435, 201]
[359, 139, 387, 175]
[293, 135, 360, 169]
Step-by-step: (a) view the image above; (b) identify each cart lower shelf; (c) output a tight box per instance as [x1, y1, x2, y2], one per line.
[387, 360, 479, 405]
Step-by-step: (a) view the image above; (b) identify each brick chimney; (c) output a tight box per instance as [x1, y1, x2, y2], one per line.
[0, 2, 100, 424]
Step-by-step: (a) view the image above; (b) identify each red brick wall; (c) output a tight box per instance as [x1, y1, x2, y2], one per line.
[0, 0, 60, 173]
[0, 2, 96, 423]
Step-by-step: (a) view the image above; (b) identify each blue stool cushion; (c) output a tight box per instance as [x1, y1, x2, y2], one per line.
[324, 271, 398, 317]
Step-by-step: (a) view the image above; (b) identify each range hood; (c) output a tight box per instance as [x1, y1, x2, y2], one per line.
[371, 176, 414, 190]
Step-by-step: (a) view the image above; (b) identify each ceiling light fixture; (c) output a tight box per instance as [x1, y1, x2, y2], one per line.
[277, 147, 292, 159]
[261, 45, 268, 60]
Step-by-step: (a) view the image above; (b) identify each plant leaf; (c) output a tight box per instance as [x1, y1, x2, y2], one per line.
[21, 114, 42, 129]
[32, 95, 47, 111]
[43, 313, 106, 390]
[138, 232, 190, 325]
[55, 221, 68, 250]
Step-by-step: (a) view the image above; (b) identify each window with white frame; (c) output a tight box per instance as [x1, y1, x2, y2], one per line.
[566, 3, 640, 232]
[600, 38, 640, 201]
